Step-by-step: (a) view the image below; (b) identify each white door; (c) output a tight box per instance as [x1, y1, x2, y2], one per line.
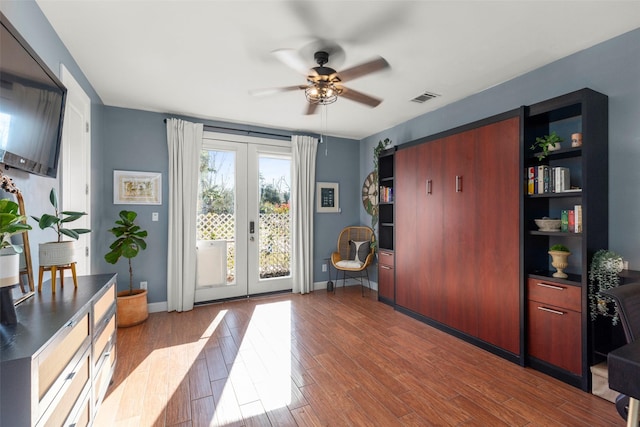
[60, 65, 91, 276]
[195, 133, 292, 303]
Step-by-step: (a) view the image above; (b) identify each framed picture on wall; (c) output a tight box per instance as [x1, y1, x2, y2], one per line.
[316, 182, 340, 213]
[113, 170, 162, 205]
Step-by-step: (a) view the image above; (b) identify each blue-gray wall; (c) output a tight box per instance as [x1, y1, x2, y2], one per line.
[2, 1, 360, 303]
[0, 1, 105, 277]
[4, 0, 640, 304]
[361, 27, 640, 270]
[97, 107, 359, 301]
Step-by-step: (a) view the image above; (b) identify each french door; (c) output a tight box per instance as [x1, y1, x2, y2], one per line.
[194, 132, 292, 302]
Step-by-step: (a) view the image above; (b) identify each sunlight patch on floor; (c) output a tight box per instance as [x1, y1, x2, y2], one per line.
[228, 300, 293, 413]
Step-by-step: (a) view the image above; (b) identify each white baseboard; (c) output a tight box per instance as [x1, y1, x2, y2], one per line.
[313, 279, 378, 291]
[147, 280, 379, 312]
[148, 301, 168, 313]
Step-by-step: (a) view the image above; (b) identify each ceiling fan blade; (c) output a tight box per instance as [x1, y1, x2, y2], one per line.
[304, 102, 319, 115]
[340, 87, 382, 108]
[337, 57, 389, 82]
[272, 49, 310, 75]
[287, 1, 325, 40]
[249, 85, 306, 97]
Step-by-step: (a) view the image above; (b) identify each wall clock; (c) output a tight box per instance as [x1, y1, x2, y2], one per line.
[361, 171, 378, 215]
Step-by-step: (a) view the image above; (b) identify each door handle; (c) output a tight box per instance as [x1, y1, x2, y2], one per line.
[455, 175, 462, 193]
[250, 221, 255, 234]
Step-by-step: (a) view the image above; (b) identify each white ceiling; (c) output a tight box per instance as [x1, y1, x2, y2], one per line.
[36, 0, 640, 140]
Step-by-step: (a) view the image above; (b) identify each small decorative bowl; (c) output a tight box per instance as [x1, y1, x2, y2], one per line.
[535, 218, 561, 231]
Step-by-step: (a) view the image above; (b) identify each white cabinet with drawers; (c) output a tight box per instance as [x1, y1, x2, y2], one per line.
[0, 274, 117, 427]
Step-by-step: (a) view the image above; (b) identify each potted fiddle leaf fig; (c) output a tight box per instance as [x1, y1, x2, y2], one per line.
[105, 210, 148, 327]
[31, 188, 90, 267]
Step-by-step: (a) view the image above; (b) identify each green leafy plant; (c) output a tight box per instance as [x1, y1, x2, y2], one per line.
[549, 244, 570, 252]
[104, 210, 148, 295]
[588, 249, 624, 325]
[0, 199, 31, 253]
[31, 188, 90, 242]
[530, 131, 564, 160]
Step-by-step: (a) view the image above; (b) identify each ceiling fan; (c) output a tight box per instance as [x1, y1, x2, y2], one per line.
[251, 49, 390, 115]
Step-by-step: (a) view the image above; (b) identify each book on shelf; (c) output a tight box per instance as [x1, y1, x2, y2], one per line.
[527, 167, 535, 195]
[537, 165, 546, 194]
[527, 166, 572, 194]
[379, 186, 394, 203]
[554, 167, 570, 192]
[561, 210, 569, 232]
[568, 210, 575, 232]
[574, 205, 582, 233]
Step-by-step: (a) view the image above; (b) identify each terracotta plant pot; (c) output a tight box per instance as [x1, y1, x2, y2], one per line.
[117, 289, 148, 327]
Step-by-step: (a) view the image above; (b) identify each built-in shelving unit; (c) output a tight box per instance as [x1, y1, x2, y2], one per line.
[523, 88, 608, 391]
[377, 147, 396, 305]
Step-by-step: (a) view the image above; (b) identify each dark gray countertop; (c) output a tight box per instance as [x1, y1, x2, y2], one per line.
[0, 274, 117, 362]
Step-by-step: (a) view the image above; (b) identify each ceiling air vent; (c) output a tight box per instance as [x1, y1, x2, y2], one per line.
[410, 91, 440, 103]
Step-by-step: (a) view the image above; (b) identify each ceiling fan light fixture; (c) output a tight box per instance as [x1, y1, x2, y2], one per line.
[305, 81, 341, 105]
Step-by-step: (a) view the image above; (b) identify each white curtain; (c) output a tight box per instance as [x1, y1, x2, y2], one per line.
[166, 118, 203, 312]
[291, 135, 318, 294]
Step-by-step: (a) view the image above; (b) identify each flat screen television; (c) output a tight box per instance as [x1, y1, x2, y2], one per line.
[0, 12, 66, 178]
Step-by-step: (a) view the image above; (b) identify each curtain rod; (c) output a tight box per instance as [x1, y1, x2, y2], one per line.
[163, 119, 290, 140]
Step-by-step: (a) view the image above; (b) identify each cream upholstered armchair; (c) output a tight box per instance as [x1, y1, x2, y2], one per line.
[330, 226, 375, 296]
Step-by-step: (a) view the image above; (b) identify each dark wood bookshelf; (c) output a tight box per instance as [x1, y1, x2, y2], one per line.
[523, 88, 608, 392]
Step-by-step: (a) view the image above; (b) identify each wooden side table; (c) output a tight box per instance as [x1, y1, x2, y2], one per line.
[38, 263, 78, 293]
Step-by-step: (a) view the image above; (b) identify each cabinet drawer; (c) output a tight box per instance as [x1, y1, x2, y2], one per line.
[40, 350, 90, 427]
[94, 315, 115, 362]
[38, 312, 90, 400]
[94, 282, 116, 327]
[378, 250, 394, 267]
[70, 395, 91, 427]
[94, 344, 116, 407]
[527, 300, 581, 375]
[527, 278, 581, 312]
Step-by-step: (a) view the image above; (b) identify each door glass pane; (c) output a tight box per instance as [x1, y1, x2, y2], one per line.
[197, 149, 236, 285]
[258, 155, 291, 279]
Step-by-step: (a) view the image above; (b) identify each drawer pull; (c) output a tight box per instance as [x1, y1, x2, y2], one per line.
[536, 283, 565, 291]
[66, 319, 77, 328]
[537, 306, 565, 316]
[426, 179, 432, 195]
[66, 371, 76, 381]
[381, 252, 392, 257]
[380, 265, 392, 270]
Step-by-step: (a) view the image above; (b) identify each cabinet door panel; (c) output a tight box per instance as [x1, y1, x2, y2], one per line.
[417, 140, 444, 321]
[443, 132, 478, 336]
[475, 117, 521, 354]
[395, 146, 419, 312]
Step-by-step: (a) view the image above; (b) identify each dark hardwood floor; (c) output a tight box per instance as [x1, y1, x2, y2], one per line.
[94, 286, 624, 426]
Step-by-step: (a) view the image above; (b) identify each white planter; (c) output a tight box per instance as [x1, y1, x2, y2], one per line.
[547, 142, 561, 152]
[0, 250, 20, 288]
[39, 241, 76, 267]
